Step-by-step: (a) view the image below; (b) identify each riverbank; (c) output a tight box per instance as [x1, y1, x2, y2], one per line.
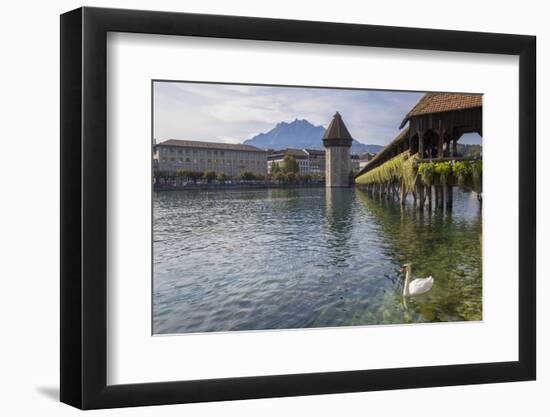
[154, 181, 326, 191]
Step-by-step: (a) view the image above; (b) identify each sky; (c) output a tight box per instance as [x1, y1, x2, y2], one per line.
[153, 81, 481, 146]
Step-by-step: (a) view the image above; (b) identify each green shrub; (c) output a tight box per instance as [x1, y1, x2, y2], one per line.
[203, 170, 217, 183]
[240, 171, 256, 181]
[402, 156, 417, 192]
[285, 172, 297, 183]
[418, 162, 435, 186]
[452, 161, 470, 188]
[434, 162, 452, 185]
[470, 160, 482, 192]
[355, 152, 409, 185]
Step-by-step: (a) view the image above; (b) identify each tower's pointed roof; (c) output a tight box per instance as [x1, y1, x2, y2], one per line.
[323, 112, 353, 141]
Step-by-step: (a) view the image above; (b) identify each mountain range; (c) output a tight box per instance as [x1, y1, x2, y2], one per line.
[243, 119, 383, 155]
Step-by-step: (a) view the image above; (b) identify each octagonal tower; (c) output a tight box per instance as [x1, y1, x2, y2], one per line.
[323, 112, 353, 187]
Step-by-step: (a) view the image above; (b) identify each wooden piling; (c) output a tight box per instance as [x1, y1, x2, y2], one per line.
[445, 185, 453, 210]
[417, 184, 425, 210]
[399, 180, 406, 206]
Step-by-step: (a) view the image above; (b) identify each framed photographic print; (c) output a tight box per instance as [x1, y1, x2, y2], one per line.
[60, 7, 536, 409]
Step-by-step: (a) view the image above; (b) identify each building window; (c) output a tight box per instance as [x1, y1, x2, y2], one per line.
[177, 150, 182, 154]
[186, 157, 190, 162]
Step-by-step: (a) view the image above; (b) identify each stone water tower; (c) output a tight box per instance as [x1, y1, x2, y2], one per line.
[323, 112, 353, 187]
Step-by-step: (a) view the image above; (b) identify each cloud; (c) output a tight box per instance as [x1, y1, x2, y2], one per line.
[153, 81, 424, 146]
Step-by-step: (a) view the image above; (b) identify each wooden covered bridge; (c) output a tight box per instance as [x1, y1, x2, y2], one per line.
[355, 92, 482, 210]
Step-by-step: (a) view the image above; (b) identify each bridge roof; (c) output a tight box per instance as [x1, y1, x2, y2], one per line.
[399, 93, 482, 128]
[355, 127, 410, 178]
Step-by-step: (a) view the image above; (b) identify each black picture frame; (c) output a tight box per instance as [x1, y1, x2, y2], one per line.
[60, 6, 536, 410]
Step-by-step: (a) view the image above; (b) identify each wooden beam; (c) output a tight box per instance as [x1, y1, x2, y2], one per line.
[438, 122, 445, 158]
[452, 137, 458, 156]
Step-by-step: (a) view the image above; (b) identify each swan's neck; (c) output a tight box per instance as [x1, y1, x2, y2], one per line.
[403, 267, 411, 297]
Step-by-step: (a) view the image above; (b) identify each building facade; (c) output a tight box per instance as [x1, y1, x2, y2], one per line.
[153, 139, 267, 178]
[267, 146, 360, 177]
[304, 149, 326, 174]
[267, 148, 328, 175]
[350, 154, 361, 173]
[323, 112, 353, 187]
[267, 148, 310, 174]
[358, 153, 375, 170]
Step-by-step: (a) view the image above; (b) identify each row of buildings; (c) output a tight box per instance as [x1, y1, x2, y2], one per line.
[153, 139, 374, 178]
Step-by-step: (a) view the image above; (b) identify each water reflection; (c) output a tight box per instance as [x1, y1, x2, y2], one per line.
[323, 188, 354, 267]
[355, 188, 482, 324]
[153, 187, 482, 334]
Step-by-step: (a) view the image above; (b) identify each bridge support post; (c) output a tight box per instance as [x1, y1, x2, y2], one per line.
[446, 185, 453, 210]
[438, 127, 445, 158]
[417, 183, 425, 210]
[400, 181, 406, 206]
[435, 185, 443, 209]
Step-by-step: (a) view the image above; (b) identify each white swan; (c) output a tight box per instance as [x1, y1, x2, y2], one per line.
[400, 263, 434, 297]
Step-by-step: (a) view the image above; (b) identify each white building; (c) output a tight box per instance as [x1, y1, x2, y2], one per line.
[153, 139, 267, 178]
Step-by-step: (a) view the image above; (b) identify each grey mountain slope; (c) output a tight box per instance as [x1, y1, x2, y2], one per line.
[243, 119, 383, 154]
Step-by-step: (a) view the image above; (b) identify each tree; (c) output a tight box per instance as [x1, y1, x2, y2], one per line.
[285, 172, 297, 183]
[217, 172, 228, 182]
[160, 171, 172, 184]
[313, 173, 326, 182]
[204, 171, 217, 184]
[282, 155, 299, 174]
[176, 168, 188, 185]
[187, 171, 202, 184]
[153, 170, 163, 184]
[300, 173, 312, 183]
[271, 162, 280, 174]
[240, 171, 256, 181]
[274, 171, 286, 183]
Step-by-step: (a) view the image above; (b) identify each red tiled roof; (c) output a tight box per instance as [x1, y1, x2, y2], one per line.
[399, 93, 482, 128]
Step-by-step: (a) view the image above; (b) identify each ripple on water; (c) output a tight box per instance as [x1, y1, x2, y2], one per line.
[153, 188, 482, 334]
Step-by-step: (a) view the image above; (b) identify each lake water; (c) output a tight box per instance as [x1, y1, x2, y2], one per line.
[153, 187, 482, 334]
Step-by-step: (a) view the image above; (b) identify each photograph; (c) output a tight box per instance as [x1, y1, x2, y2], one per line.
[152, 81, 483, 334]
